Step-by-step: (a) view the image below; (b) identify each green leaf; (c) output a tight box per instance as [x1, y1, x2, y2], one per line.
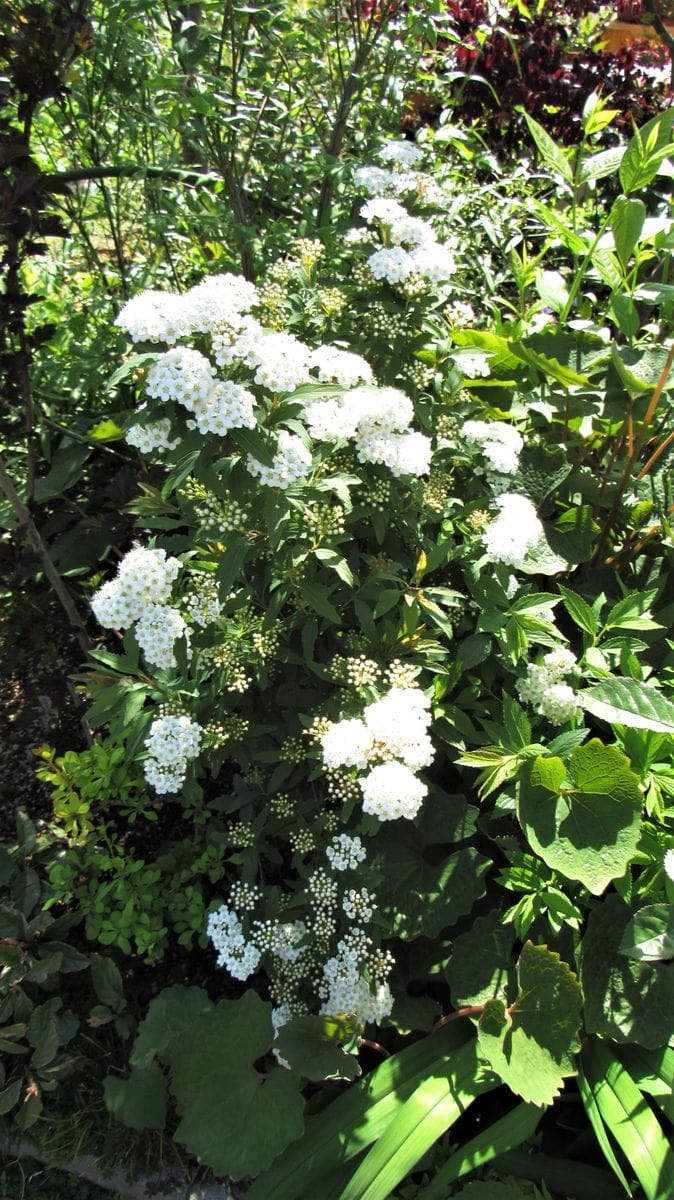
[477, 943, 582, 1106]
[619, 905, 674, 962]
[517, 740, 642, 894]
[577, 1056, 634, 1197]
[0, 1078, 22, 1115]
[376, 822, 489, 939]
[524, 113, 573, 183]
[109, 352, 158, 388]
[578, 895, 674, 1048]
[611, 198, 646, 270]
[338, 1038, 498, 1200]
[582, 678, 674, 734]
[299, 582, 342, 624]
[619, 109, 674, 194]
[558, 584, 598, 635]
[618, 1045, 674, 1123]
[275, 1015, 360, 1081]
[509, 340, 589, 387]
[104, 1063, 167, 1131]
[611, 344, 673, 396]
[446, 910, 516, 1008]
[130, 985, 213, 1068]
[90, 955, 125, 1012]
[507, 445, 571, 506]
[171, 991, 305, 1179]
[535, 270, 569, 314]
[581, 1038, 674, 1200]
[33, 442, 92, 502]
[579, 146, 625, 184]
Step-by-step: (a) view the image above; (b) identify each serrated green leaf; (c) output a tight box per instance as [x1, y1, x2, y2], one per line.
[376, 822, 489, 939]
[90, 955, 125, 1012]
[582, 678, 674, 733]
[171, 991, 305, 1179]
[580, 146, 625, 184]
[517, 740, 642, 894]
[477, 943, 581, 1107]
[558, 584, 598, 635]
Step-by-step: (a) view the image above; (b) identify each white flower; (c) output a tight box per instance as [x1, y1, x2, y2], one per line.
[115, 290, 192, 344]
[190, 380, 257, 436]
[345, 386, 414, 433]
[409, 242, 456, 282]
[308, 345, 374, 388]
[326, 834, 367, 871]
[483, 493, 543, 568]
[91, 547, 181, 629]
[355, 429, 432, 477]
[360, 197, 408, 225]
[368, 246, 415, 284]
[126, 416, 179, 455]
[360, 761, 428, 821]
[543, 647, 577, 679]
[239, 329, 312, 393]
[537, 683, 579, 725]
[463, 420, 523, 475]
[377, 139, 424, 168]
[135, 604, 188, 669]
[207, 904, 261, 981]
[390, 215, 437, 249]
[303, 397, 360, 442]
[183, 273, 258, 333]
[143, 712, 202, 794]
[364, 687, 433, 769]
[146, 346, 216, 410]
[247, 429, 312, 489]
[664, 849, 674, 881]
[321, 718, 372, 770]
[353, 165, 418, 197]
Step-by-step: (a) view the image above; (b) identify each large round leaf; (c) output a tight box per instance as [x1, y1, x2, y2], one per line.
[517, 740, 642, 894]
[170, 990, 304, 1179]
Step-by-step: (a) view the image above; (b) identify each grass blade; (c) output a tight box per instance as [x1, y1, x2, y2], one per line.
[337, 1039, 498, 1200]
[246, 1022, 471, 1200]
[417, 1101, 544, 1199]
[582, 1038, 674, 1200]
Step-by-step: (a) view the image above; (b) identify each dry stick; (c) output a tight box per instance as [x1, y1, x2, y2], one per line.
[636, 424, 674, 480]
[432, 1004, 487, 1032]
[594, 340, 674, 563]
[0, 453, 91, 659]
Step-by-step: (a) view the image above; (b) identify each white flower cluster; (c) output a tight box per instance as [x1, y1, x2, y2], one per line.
[354, 165, 419, 198]
[184, 575, 222, 627]
[146, 347, 257, 436]
[247, 429, 313, 490]
[319, 926, 393, 1023]
[307, 344, 374, 388]
[377, 138, 425, 168]
[463, 420, 523, 475]
[482, 493, 543, 569]
[91, 546, 180, 630]
[665, 848, 674, 881]
[326, 834, 367, 871]
[126, 415, 179, 455]
[206, 904, 262, 981]
[302, 384, 431, 478]
[116, 273, 258, 344]
[517, 647, 579, 725]
[320, 687, 433, 821]
[144, 712, 202, 793]
[135, 604, 188, 669]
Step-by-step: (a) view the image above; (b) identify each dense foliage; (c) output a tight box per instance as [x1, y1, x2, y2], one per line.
[1, 3, 674, 1199]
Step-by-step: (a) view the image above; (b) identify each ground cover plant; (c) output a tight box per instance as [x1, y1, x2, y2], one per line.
[1, 3, 674, 1199]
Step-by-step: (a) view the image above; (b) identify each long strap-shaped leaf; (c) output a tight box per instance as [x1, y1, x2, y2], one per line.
[582, 1038, 674, 1200]
[617, 1045, 674, 1123]
[577, 1058, 633, 1198]
[246, 1022, 470, 1200]
[337, 1038, 498, 1200]
[416, 1101, 543, 1199]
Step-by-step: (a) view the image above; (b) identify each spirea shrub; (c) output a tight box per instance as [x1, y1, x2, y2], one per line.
[66, 112, 674, 1187]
